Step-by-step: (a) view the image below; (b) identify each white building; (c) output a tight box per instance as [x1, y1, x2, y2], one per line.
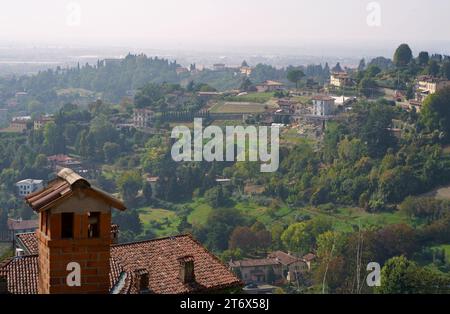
[15, 179, 44, 196]
[330, 72, 353, 88]
[133, 109, 154, 128]
[312, 95, 336, 116]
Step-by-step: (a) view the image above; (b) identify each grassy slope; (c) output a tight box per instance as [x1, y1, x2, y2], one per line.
[187, 198, 213, 226]
[137, 207, 181, 237]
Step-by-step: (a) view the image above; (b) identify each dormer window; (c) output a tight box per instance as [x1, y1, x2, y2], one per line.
[88, 212, 100, 238]
[61, 213, 74, 239]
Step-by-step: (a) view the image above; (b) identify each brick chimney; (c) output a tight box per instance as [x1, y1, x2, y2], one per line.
[111, 224, 119, 244]
[25, 168, 126, 294]
[178, 255, 195, 284]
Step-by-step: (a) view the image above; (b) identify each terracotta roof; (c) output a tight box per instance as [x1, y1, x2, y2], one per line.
[303, 253, 316, 262]
[7, 219, 38, 231]
[5, 233, 242, 294]
[25, 168, 126, 212]
[230, 251, 307, 268]
[16, 233, 38, 255]
[1, 255, 124, 294]
[268, 251, 300, 265]
[47, 154, 74, 163]
[312, 95, 335, 101]
[111, 235, 241, 294]
[229, 258, 279, 268]
[0, 256, 39, 294]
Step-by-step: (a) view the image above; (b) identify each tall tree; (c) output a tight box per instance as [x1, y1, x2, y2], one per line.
[393, 44, 413, 67]
[427, 60, 440, 77]
[332, 62, 343, 73]
[442, 62, 450, 80]
[287, 69, 305, 89]
[358, 59, 366, 72]
[420, 86, 450, 142]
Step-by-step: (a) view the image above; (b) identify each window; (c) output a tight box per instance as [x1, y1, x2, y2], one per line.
[41, 211, 46, 233]
[45, 211, 50, 236]
[61, 213, 74, 239]
[87, 212, 100, 238]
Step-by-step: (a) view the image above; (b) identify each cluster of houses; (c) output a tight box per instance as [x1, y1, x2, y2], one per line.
[0, 114, 54, 133]
[174, 61, 254, 77]
[229, 251, 316, 287]
[408, 75, 450, 111]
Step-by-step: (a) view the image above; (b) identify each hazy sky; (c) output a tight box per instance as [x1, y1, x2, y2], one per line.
[1, 0, 450, 53]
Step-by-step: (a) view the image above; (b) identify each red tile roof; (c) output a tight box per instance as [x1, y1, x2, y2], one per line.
[111, 235, 242, 294]
[312, 95, 335, 101]
[7, 218, 38, 231]
[5, 233, 242, 294]
[1, 255, 124, 294]
[229, 258, 279, 268]
[303, 253, 316, 262]
[230, 251, 306, 268]
[16, 233, 38, 255]
[0, 256, 39, 294]
[268, 251, 300, 265]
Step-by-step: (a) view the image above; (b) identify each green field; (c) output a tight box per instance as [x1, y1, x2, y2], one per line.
[182, 196, 415, 232]
[282, 206, 414, 232]
[187, 198, 213, 226]
[138, 207, 181, 237]
[136, 190, 416, 238]
[210, 101, 267, 114]
[0, 243, 12, 260]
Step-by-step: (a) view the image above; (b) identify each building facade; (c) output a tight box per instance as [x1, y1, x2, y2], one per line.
[330, 72, 353, 88]
[256, 80, 285, 93]
[416, 76, 450, 100]
[33, 115, 54, 130]
[133, 108, 154, 129]
[15, 179, 44, 196]
[229, 251, 310, 284]
[312, 95, 336, 116]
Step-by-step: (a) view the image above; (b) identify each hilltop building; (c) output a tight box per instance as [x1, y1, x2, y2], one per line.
[229, 251, 313, 284]
[255, 80, 285, 93]
[330, 72, 353, 88]
[133, 108, 154, 129]
[9, 116, 31, 133]
[312, 95, 336, 116]
[15, 179, 44, 197]
[33, 115, 54, 130]
[415, 75, 450, 101]
[0, 168, 241, 294]
[240, 66, 253, 76]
